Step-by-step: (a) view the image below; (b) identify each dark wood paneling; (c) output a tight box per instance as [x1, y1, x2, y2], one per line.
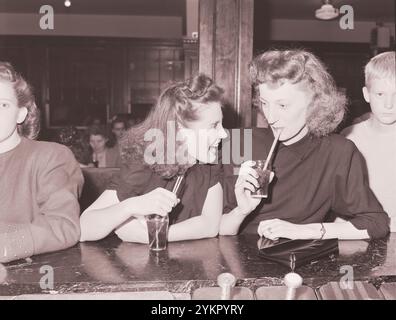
[215, 0, 239, 127]
[109, 44, 129, 118]
[0, 36, 184, 134]
[0, 39, 47, 136]
[128, 44, 185, 109]
[48, 46, 110, 127]
[199, 0, 215, 78]
[183, 39, 199, 79]
[236, 0, 254, 128]
[199, 0, 254, 128]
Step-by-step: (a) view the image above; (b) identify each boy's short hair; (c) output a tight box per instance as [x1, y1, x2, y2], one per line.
[364, 51, 395, 88]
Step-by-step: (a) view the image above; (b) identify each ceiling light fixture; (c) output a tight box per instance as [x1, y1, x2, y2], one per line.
[64, 0, 71, 8]
[315, 0, 339, 20]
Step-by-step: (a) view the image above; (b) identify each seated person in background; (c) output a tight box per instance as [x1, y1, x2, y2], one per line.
[125, 114, 145, 129]
[0, 62, 83, 263]
[220, 49, 390, 240]
[342, 51, 396, 232]
[87, 125, 122, 168]
[80, 74, 227, 243]
[83, 115, 103, 127]
[57, 126, 91, 166]
[111, 115, 127, 144]
[125, 114, 137, 129]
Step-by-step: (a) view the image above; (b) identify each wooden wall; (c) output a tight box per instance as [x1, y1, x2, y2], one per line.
[199, 0, 254, 128]
[0, 36, 186, 136]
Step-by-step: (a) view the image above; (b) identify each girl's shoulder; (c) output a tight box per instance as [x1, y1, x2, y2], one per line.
[186, 162, 223, 189]
[20, 138, 77, 161]
[318, 134, 360, 161]
[119, 159, 153, 179]
[323, 133, 357, 149]
[17, 139, 83, 184]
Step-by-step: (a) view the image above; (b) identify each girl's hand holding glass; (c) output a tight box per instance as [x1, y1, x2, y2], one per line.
[133, 187, 179, 217]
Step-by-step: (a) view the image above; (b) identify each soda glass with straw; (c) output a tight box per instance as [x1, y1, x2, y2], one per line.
[251, 129, 281, 198]
[145, 175, 184, 251]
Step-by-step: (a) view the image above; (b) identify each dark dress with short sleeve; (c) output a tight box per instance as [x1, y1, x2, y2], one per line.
[222, 128, 390, 239]
[108, 161, 222, 225]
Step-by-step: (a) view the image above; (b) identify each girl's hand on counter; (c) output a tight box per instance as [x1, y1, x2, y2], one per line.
[258, 219, 321, 240]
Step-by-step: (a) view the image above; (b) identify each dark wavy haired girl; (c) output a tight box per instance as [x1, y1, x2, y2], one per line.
[81, 74, 228, 244]
[120, 73, 225, 178]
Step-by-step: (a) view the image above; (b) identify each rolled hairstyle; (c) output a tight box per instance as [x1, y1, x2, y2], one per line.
[249, 49, 347, 137]
[120, 74, 224, 178]
[0, 62, 40, 140]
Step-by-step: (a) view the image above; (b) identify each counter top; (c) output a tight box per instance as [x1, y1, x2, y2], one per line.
[1, 233, 395, 296]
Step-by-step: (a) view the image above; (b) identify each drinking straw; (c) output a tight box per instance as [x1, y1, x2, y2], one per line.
[172, 175, 184, 195]
[263, 129, 282, 171]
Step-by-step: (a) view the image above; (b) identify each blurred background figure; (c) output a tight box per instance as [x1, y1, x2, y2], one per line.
[57, 126, 91, 166]
[111, 114, 128, 144]
[87, 125, 121, 168]
[126, 114, 137, 129]
[124, 113, 145, 129]
[83, 115, 104, 127]
[92, 117, 102, 126]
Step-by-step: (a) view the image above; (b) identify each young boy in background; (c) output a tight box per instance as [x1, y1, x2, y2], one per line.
[343, 51, 396, 232]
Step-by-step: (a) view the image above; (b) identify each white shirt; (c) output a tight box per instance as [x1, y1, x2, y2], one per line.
[343, 119, 396, 232]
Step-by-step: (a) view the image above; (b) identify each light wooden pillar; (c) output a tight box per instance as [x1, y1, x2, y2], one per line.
[199, 0, 254, 128]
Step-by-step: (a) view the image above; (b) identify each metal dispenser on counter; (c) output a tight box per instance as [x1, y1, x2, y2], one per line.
[192, 272, 254, 300]
[255, 253, 317, 300]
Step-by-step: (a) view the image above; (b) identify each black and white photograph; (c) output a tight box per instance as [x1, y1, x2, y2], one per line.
[0, 0, 395, 307]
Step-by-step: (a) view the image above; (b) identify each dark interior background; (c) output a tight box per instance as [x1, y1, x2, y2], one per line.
[0, 0, 394, 140]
